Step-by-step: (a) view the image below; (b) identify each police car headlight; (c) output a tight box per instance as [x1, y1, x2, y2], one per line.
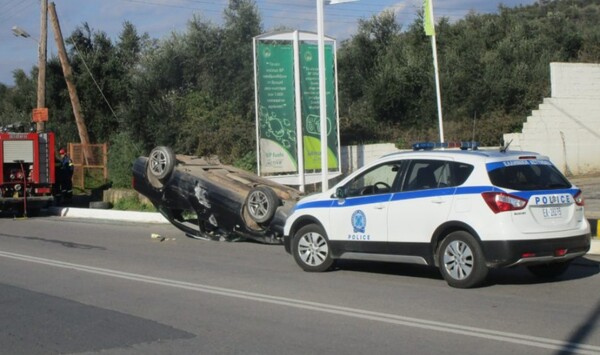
[14, 184, 22, 191]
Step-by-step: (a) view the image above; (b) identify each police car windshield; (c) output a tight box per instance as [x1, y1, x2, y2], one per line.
[488, 164, 571, 191]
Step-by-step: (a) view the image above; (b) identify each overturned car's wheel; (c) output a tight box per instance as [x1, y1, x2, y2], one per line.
[147, 146, 175, 183]
[245, 186, 279, 224]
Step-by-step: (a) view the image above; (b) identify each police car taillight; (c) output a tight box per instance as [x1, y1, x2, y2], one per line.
[555, 248, 568, 257]
[574, 191, 585, 206]
[481, 192, 527, 213]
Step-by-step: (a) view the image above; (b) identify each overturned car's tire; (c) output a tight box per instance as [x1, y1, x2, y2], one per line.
[89, 201, 112, 209]
[245, 186, 280, 224]
[147, 146, 175, 183]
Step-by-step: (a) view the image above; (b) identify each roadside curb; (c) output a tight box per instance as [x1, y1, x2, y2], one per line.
[48, 206, 169, 224]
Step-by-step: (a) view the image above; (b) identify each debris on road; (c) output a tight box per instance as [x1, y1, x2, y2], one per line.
[151, 233, 176, 242]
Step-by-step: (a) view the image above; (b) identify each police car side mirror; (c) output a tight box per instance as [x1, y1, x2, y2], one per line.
[335, 187, 346, 199]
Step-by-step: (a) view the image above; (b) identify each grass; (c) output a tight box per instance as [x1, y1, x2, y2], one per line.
[112, 194, 157, 212]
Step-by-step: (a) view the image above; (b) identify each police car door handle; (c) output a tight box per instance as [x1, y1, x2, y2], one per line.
[373, 204, 385, 210]
[431, 198, 446, 204]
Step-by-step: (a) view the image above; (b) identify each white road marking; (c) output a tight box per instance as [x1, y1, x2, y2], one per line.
[1, 250, 599, 354]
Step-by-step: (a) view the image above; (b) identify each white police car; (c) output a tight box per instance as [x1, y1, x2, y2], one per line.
[283, 143, 591, 288]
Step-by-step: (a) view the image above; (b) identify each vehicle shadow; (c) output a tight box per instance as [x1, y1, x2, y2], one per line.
[331, 256, 600, 287]
[485, 256, 600, 286]
[333, 260, 444, 281]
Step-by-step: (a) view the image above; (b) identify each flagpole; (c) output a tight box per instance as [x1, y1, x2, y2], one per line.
[424, 0, 444, 143]
[431, 34, 444, 143]
[317, 0, 329, 191]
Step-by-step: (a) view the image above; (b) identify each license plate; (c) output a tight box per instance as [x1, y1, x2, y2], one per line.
[542, 206, 562, 219]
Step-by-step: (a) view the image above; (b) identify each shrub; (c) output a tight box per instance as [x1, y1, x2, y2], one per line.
[112, 193, 156, 212]
[108, 132, 144, 188]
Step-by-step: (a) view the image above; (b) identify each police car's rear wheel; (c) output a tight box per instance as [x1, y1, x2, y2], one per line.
[292, 224, 334, 272]
[438, 231, 488, 288]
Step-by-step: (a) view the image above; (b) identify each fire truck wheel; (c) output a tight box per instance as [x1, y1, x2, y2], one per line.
[89, 201, 112, 209]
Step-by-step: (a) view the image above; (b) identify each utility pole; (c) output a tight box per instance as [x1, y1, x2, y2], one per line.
[48, 2, 92, 162]
[36, 0, 47, 133]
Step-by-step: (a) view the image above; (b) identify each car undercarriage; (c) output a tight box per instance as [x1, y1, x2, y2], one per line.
[133, 146, 303, 244]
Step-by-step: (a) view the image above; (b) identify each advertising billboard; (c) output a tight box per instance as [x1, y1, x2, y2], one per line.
[254, 31, 340, 183]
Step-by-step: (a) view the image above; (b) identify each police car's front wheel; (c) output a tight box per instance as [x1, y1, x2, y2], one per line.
[438, 231, 488, 288]
[292, 224, 334, 272]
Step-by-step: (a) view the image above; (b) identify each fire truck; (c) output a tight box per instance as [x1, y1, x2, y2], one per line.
[0, 127, 55, 215]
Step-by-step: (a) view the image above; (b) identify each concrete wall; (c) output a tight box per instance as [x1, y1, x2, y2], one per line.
[504, 62, 600, 175]
[551, 62, 600, 98]
[339, 143, 399, 174]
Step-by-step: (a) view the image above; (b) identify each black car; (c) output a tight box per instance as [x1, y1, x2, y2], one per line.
[132, 146, 303, 244]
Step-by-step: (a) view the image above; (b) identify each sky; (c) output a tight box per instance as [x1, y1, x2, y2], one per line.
[0, 0, 537, 86]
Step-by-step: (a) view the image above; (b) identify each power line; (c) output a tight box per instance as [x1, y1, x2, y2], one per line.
[113, 0, 477, 29]
[121, 0, 214, 12]
[113, 0, 411, 28]
[0, 0, 38, 28]
[71, 41, 120, 123]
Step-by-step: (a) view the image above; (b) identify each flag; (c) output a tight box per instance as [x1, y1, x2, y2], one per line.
[424, 0, 435, 36]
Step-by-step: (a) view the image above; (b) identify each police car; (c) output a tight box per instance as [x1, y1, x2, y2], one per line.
[282, 142, 591, 288]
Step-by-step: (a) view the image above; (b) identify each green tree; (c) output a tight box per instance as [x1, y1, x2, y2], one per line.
[108, 131, 143, 188]
[220, 0, 262, 117]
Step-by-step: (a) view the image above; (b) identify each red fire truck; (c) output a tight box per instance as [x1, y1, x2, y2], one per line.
[0, 129, 55, 215]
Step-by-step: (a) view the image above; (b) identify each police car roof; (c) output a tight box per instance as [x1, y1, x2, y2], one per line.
[381, 148, 546, 161]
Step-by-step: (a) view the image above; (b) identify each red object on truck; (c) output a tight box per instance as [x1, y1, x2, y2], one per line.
[0, 130, 55, 214]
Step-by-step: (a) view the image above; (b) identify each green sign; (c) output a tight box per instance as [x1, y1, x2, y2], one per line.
[255, 36, 339, 177]
[256, 42, 297, 173]
[299, 43, 338, 170]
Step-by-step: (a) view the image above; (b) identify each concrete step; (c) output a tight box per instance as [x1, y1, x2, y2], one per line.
[522, 121, 587, 130]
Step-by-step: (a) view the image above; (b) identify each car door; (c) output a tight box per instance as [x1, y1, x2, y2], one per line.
[387, 159, 456, 251]
[328, 161, 402, 254]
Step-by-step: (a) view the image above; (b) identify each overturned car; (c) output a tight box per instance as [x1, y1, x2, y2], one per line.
[132, 146, 303, 244]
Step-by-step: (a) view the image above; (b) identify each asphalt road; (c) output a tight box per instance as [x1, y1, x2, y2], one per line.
[1, 217, 600, 354]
